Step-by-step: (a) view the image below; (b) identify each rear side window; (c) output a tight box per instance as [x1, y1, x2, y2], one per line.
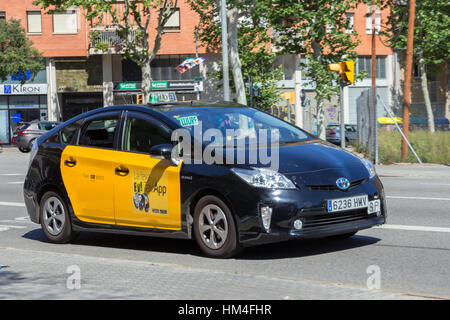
[79, 117, 119, 149]
[61, 121, 81, 144]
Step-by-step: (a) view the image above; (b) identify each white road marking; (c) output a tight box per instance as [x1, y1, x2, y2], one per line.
[0, 224, 27, 232]
[0, 217, 32, 224]
[0, 201, 25, 207]
[0, 173, 24, 176]
[387, 196, 450, 201]
[375, 224, 450, 233]
[6, 181, 23, 184]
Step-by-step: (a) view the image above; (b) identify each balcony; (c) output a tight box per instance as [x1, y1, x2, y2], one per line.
[89, 28, 137, 55]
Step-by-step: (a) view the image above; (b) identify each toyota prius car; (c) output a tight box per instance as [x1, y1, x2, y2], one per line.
[23, 102, 386, 258]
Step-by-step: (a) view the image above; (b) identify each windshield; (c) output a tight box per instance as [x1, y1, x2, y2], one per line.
[166, 107, 313, 146]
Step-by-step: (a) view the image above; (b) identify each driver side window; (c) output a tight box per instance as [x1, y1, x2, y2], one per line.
[122, 116, 172, 154]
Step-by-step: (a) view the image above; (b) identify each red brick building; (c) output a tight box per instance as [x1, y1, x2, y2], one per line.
[1, 1, 445, 143]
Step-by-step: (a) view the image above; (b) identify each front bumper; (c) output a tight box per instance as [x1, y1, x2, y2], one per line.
[241, 213, 385, 247]
[229, 176, 387, 247]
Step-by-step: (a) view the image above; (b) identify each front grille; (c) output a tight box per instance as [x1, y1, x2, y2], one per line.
[307, 178, 366, 191]
[302, 209, 371, 229]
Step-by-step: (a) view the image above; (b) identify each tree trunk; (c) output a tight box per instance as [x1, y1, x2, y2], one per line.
[419, 52, 435, 133]
[311, 41, 326, 140]
[141, 59, 152, 104]
[444, 62, 450, 120]
[316, 99, 326, 140]
[227, 7, 247, 105]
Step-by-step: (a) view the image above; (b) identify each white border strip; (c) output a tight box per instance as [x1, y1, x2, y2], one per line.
[0, 202, 25, 207]
[376, 224, 450, 233]
[387, 196, 450, 201]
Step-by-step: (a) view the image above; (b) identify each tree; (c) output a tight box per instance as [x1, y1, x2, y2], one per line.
[268, 0, 363, 139]
[189, 0, 283, 111]
[33, 0, 178, 103]
[383, 0, 450, 133]
[0, 19, 43, 84]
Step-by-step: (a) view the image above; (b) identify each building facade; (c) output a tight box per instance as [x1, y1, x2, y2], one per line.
[1, 1, 447, 143]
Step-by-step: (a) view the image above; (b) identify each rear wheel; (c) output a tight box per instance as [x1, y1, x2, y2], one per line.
[40, 191, 78, 243]
[27, 138, 36, 150]
[18, 146, 30, 153]
[193, 195, 242, 258]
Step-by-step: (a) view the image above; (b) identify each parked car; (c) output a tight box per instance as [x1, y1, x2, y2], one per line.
[326, 124, 358, 145]
[14, 120, 60, 153]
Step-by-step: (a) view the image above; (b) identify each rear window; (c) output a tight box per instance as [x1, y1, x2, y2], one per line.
[14, 123, 30, 133]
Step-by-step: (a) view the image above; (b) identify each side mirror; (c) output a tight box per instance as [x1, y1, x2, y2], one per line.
[149, 144, 180, 166]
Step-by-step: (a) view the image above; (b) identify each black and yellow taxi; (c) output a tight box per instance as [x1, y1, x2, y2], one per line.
[23, 101, 386, 258]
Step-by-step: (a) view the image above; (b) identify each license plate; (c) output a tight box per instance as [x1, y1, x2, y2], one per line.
[327, 195, 368, 213]
[368, 199, 381, 214]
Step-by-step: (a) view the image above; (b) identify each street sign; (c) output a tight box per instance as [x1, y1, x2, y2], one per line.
[149, 91, 177, 104]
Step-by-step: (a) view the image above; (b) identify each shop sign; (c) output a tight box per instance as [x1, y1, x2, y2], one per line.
[151, 81, 169, 90]
[119, 83, 138, 90]
[0, 84, 48, 95]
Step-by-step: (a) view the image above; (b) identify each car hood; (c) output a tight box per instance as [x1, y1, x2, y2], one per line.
[231, 140, 369, 185]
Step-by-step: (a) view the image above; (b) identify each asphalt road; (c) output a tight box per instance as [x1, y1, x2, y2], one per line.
[0, 147, 449, 300]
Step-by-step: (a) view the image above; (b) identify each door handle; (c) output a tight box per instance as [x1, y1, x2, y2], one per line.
[64, 158, 77, 167]
[115, 166, 129, 176]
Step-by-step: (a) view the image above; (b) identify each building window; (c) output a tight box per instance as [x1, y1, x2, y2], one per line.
[366, 9, 381, 34]
[27, 11, 42, 34]
[345, 12, 354, 33]
[162, 8, 180, 32]
[53, 10, 78, 34]
[356, 56, 386, 79]
[0, 11, 6, 20]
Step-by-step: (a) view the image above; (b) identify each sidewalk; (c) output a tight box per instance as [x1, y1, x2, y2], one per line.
[0, 247, 433, 300]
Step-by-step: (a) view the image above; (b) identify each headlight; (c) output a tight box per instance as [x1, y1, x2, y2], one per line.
[231, 167, 296, 189]
[361, 158, 376, 179]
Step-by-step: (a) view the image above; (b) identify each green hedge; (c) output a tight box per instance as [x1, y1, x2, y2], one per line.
[376, 130, 450, 164]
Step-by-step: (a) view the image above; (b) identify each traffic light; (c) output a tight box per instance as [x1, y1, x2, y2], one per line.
[327, 60, 355, 84]
[136, 94, 143, 104]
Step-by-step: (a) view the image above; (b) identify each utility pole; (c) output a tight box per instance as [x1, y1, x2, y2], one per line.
[220, 0, 230, 101]
[401, 0, 416, 161]
[371, 1, 378, 164]
[340, 80, 346, 149]
[294, 55, 303, 128]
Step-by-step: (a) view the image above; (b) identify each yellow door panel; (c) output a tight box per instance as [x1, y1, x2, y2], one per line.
[61, 146, 116, 225]
[113, 151, 182, 230]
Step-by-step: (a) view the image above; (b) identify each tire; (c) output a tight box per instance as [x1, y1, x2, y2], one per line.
[39, 191, 78, 243]
[18, 146, 30, 153]
[193, 195, 242, 258]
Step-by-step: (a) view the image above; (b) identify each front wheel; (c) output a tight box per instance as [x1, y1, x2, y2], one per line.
[18, 146, 30, 153]
[40, 191, 78, 243]
[193, 195, 242, 258]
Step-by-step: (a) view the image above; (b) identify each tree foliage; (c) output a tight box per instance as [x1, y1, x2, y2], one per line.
[268, 0, 363, 138]
[0, 19, 43, 84]
[188, 0, 283, 111]
[33, 0, 178, 103]
[382, 0, 450, 132]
